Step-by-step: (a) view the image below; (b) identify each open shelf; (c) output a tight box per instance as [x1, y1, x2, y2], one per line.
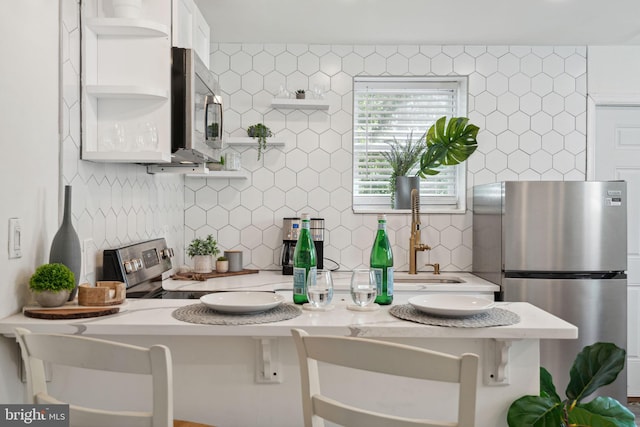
[85, 85, 169, 100]
[225, 137, 285, 146]
[189, 170, 249, 179]
[270, 98, 330, 110]
[83, 150, 171, 163]
[86, 18, 169, 37]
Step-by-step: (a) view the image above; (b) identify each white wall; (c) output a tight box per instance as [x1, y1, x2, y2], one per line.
[0, 0, 59, 403]
[588, 46, 640, 95]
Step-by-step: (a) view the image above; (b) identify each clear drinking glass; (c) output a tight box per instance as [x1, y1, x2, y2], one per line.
[306, 270, 334, 308]
[350, 269, 377, 308]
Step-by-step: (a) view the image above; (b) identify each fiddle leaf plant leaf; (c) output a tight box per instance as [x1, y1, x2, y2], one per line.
[540, 367, 562, 403]
[508, 342, 629, 427]
[418, 116, 479, 178]
[566, 342, 626, 402]
[568, 397, 636, 427]
[506, 395, 564, 427]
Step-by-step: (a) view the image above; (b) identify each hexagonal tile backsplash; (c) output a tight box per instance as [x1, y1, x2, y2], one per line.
[62, 0, 586, 276]
[185, 43, 586, 272]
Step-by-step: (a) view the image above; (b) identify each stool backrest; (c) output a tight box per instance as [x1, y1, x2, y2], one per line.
[15, 327, 172, 427]
[291, 328, 479, 427]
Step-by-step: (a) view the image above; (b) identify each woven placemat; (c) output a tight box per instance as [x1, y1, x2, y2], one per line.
[172, 303, 302, 325]
[389, 304, 520, 328]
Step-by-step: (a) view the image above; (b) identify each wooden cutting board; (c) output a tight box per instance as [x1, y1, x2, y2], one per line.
[171, 269, 259, 281]
[23, 306, 120, 320]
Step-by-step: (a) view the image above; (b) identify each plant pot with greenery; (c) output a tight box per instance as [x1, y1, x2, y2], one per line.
[380, 131, 427, 209]
[187, 235, 219, 274]
[216, 256, 229, 273]
[295, 89, 306, 99]
[29, 263, 76, 307]
[247, 123, 273, 160]
[507, 341, 634, 426]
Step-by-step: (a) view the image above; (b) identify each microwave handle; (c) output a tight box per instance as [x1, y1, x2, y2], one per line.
[204, 95, 223, 140]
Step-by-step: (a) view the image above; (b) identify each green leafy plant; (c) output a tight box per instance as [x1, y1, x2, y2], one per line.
[380, 131, 427, 207]
[217, 256, 228, 262]
[29, 263, 75, 293]
[296, 89, 305, 95]
[247, 123, 273, 160]
[507, 342, 634, 427]
[187, 235, 219, 258]
[418, 116, 479, 177]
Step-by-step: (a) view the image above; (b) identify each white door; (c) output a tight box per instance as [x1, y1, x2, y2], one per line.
[593, 104, 640, 396]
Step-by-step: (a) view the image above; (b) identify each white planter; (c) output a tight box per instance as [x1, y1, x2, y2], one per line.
[216, 260, 229, 273]
[111, 0, 142, 18]
[193, 255, 212, 273]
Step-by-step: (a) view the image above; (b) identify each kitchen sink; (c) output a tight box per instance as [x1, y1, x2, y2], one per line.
[394, 277, 464, 284]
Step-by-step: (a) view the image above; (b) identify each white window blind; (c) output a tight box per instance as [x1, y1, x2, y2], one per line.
[352, 77, 468, 213]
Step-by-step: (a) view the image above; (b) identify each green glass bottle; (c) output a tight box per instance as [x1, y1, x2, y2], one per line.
[293, 213, 317, 304]
[370, 214, 394, 305]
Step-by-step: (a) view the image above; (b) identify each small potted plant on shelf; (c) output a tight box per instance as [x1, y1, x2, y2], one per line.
[187, 235, 219, 273]
[29, 263, 76, 307]
[295, 89, 306, 99]
[247, 123, 273, 160]
[380, 131, 427, 209]
[216, 256, 229, 273]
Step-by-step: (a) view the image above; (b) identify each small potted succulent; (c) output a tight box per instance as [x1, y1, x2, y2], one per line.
[295, 89, 306, 99]
[247, 123, 273, 160]
[29, 263, 76, 307]
[216, 256, 229, 273]
[187, 235, 219, 273]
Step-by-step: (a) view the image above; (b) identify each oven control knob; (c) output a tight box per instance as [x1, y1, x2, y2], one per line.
[161, 248, 174, 259]
[133, 258, 143, 270]
[124, 261, 134, 274]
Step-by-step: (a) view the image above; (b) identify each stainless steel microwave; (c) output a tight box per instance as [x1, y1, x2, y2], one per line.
[171, 47, 222, 163]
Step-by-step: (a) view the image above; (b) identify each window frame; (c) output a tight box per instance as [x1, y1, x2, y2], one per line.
[351, 76, 469, 214]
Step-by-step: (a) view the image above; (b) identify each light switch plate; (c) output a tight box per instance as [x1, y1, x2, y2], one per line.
[8, 218, 22, 259]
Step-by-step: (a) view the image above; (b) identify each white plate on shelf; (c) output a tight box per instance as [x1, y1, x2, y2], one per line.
[200, 292, 285, 314]
[408, 295, 495, 317]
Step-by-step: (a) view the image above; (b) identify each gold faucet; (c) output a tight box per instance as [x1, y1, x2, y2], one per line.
[409, 188, 431, 274]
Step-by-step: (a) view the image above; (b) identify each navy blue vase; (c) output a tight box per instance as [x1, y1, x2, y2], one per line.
[49, 185, 81, 301]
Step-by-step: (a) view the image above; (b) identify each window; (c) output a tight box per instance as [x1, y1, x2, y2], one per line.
[352, 76, 469, 213]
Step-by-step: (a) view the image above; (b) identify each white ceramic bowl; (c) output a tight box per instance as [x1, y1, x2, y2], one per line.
[200, 292, 285, 314]
[408, 294, 494, 317]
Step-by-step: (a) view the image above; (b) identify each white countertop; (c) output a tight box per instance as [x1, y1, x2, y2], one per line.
[0, 298, 576, 340]
[161, 270, 500, 294]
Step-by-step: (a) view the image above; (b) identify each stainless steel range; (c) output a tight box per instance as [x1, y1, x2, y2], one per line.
[102, 238, 175, 298]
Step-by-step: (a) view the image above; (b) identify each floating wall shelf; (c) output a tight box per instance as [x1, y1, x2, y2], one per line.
[270, 99, 330, 110]
[190, 170, 249, 179]
[225, 137, 285, 146]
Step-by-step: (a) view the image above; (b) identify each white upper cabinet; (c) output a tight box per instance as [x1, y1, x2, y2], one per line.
[81, 0, 172, 163]
[173, 0, 210, 69]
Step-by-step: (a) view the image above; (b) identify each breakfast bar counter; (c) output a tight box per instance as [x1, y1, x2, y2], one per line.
[0, 277, 576, 427]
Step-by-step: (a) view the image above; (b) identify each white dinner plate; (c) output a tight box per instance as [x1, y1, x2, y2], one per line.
[200, 292, 285, 314]
[408, 294, 495, 317]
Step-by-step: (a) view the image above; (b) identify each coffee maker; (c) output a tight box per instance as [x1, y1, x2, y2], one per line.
[281, 217, 324, 275]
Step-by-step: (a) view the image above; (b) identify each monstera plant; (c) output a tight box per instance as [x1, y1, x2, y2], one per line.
[507, 342, 634, 427]
[417, 116, 479, 177]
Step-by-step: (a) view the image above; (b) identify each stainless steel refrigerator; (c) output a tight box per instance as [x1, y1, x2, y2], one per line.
[472, 181, 628, 403]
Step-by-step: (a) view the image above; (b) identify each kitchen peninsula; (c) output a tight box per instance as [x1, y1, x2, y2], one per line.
[0, 272, 576, 427]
